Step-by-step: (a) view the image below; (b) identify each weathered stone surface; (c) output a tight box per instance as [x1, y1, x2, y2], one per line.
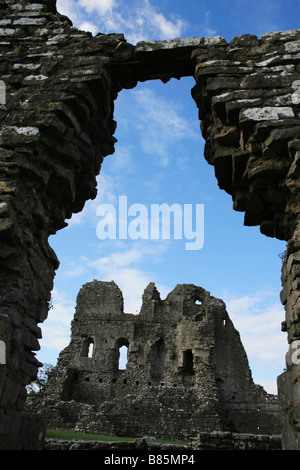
[0, 0, 121, 450]
[27, 281, 280, 441]
[43, 432, 282, 451]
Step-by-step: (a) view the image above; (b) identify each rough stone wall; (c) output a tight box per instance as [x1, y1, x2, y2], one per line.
[30, 281, 280, 441]
[192, 431, 282, 451]
[0, 0, 299, 449]
[189, 30, 300, 449]
[191, 30, 300, 241]
[0, 0, 121, 449]
[43, 433, 282, 451]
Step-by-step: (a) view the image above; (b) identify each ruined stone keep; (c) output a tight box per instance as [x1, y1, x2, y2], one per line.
[33, 280, 280, 441]
[0, 0, 300, 449]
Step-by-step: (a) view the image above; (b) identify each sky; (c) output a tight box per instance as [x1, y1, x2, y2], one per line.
[36, 0, 300, 394]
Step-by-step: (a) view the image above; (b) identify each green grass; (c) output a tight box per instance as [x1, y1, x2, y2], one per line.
[46, 429, 135, 442]
[46, 428, 188, 446]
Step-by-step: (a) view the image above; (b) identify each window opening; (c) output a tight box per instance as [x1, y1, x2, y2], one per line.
[150, 338, 167, 381]
[88, 341, 94, 358]
[116, 338, 129, 370]
[82, 337, 94, 358]
[119, 345, 128, 370]
[183, 349, 194, 375]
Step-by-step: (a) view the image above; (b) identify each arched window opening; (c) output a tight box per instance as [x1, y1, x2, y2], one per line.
[119, 345, 128, 370]
[116, 338, 129, 370]
[82, 337, 94, 358]
[88, 341, 94, 358]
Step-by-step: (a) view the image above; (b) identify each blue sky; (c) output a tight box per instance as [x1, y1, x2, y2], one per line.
[37, 0, 300, 394]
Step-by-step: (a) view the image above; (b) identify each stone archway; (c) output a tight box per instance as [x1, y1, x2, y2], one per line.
[0, 0, 299, 449]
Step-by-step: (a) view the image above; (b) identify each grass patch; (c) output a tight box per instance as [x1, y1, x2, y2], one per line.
[46, 429, 135, 442]
[46, 429, 188, 446]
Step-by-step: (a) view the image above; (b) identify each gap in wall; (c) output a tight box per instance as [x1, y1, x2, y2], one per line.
[41, 76, 287, 395]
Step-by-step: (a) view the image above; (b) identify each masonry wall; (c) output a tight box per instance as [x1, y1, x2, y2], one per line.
[0, 0, 299, 449]
[0, 0, 120, 449]
[189, 31, 300, 449]
[43, 433, 282, 451]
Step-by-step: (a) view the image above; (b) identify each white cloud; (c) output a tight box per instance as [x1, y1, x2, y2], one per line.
[57, 0, 81, 24]
[203, 11, 217, 37]
[109, 0, 188, 44]
[130, 87, 198, 166]
[61, 261, 87, 278]
[39, 288, 75, 352]
[40, 241, 170, 362]
[222, 288, 287, 393]
[78, 0, 116, 15]
[83, 241, 170, 312]
[79, 20, 98, 35]
[139, 1, 187, 40]
[89, 247, 144, 270]
[58, 0, 188, 43]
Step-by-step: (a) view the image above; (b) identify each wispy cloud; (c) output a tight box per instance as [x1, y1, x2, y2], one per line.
[83, 241, 170, 312]
[39, 288, 75, 352]
[225, 289, 286, 361]
[78, 20, 99, 35]
[41, 243, 170, 361]
[126, 87, 198, 167]
[78, 0, 117, 16]
[203, 11, 217, 37]
[57, 0, 188, 43]
[222, 288, 287, 393]
[39, 244, 170, 365]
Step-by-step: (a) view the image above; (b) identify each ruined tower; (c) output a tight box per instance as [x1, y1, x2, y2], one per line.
[33, 281, 280, 440]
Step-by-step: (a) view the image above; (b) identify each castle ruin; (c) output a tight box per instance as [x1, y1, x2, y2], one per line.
[0, 0, 300, 449]
[30, 280, 280, 441]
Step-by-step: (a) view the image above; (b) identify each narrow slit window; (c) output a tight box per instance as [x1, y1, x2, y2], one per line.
[82, 337, 94, 358]
[118, 343, 129, 370]
[88, 341, 94, 358]
[183, 349, 194, 375]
